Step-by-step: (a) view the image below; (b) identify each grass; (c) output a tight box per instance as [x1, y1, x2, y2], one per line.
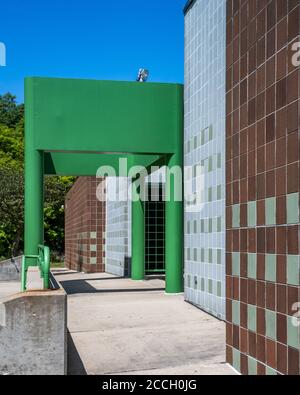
[51, 261, 65, 269]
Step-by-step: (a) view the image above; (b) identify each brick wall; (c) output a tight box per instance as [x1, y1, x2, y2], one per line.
[65, 177, 106, 273]
[226, 0, 300, 375]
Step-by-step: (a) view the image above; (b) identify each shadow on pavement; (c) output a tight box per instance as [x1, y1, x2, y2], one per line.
[60, 278, 165, 295]
[67, 330, 87, 375]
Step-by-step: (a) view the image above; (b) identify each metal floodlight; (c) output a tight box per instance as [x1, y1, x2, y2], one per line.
[136, 68, 149, 82]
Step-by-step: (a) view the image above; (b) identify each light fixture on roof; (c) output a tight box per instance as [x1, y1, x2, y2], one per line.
[136, 68, 149, 82]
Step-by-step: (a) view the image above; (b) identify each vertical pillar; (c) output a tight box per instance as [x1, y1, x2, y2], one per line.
[24, 79, 44, 256]
[165, 84, 184, 294]
[165, 153, 184, 294]
[24, 149, 44, 256]
[131, 180, 145, 280]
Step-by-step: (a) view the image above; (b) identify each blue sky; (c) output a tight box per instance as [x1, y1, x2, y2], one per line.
[0, 0, 186, 102]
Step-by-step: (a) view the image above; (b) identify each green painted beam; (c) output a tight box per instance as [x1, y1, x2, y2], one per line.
[25, 78, 183, 154]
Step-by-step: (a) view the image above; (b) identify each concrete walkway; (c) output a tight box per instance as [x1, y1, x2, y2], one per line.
[0, 268, 43, 299]
[53, 271, 235, 376]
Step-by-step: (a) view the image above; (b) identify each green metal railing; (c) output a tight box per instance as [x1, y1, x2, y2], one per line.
[21, 245, 50, 292]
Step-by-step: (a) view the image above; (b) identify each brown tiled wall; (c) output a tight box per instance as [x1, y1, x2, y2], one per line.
[226, 0, 300, 375]
[65, 177, 106, 273]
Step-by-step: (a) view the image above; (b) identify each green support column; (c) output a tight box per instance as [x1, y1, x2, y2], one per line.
[165, 154, 184, 294]
[164, 85, 184, 294]
[24, 82, 44, 256]
[24, 148, 44, 256]
[131, 180, 145, 280]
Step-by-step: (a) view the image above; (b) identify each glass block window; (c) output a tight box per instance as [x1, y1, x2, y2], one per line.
[145, 183, 165, 274]
[105, 177, 131, 277]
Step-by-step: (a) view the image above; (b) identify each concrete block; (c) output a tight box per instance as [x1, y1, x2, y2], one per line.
[0, 289, 67, 375]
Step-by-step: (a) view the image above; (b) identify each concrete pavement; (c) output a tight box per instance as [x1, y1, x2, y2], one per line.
[0, 268, 43, 299]
[54, 271, 235, 376]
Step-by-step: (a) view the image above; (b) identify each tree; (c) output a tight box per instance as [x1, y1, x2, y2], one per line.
[44, 176, 75, 259]
[0, 167, 24, 258]
[0, 93, 24, 128]
[0, 123, 24, 168]
[0, 92, 74, 261]
[0, 101, 25, 257]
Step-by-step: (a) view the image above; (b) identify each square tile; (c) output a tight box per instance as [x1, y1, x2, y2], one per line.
[287, 316, 300, 349]
[232, 253, 240, 276]
[265, 255, 277, 282]
[201, 278, 205, 291]
[248, 305, 257, 332]
[248, 356, 257, 375]
[232, 204, 240, 228]
[209, 249, 213, 263]
[247, 201, 257, 227]
[232, 348, 241, 372]
[287, 255, 300, 286]
[90, 244, 97, 252]
[232, 300, 240, 326]
[287, 193, 299, 224]
[208, 279, 213, 294]
[265, 197, 276, 225]
[217, 249, 222, 265]
[217, 217, 222, 232]
[90, 257, 97, 265]
[248, 253, 257, 279]
[266, 310, 277, 340]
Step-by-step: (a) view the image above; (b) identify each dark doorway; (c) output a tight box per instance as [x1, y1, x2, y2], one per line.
[145, 183, 165, 275]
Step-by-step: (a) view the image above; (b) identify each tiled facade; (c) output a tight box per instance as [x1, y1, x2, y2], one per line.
[105, 178, 132, 277]
[65, 177, 106, 273]
[225, 0, 300, 375]
[63, 0, 300, 375]
[184, 0, 226, 320]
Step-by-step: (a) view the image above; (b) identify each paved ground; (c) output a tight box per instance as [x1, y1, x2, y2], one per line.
[53, 270, 235, 376]
[0, 268, 43, 299]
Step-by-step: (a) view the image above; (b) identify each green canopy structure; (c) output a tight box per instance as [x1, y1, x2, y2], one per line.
[24, 77, 183, 293]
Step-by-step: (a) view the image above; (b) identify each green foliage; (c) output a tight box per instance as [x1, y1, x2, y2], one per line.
[0, 93, 74, 260]
[0, 94, 24, 170]
[0, 167, 24, 257]
[0, 93, 24, 129]
[0, 124, 24, 168]
[44, 176, 74, 259]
